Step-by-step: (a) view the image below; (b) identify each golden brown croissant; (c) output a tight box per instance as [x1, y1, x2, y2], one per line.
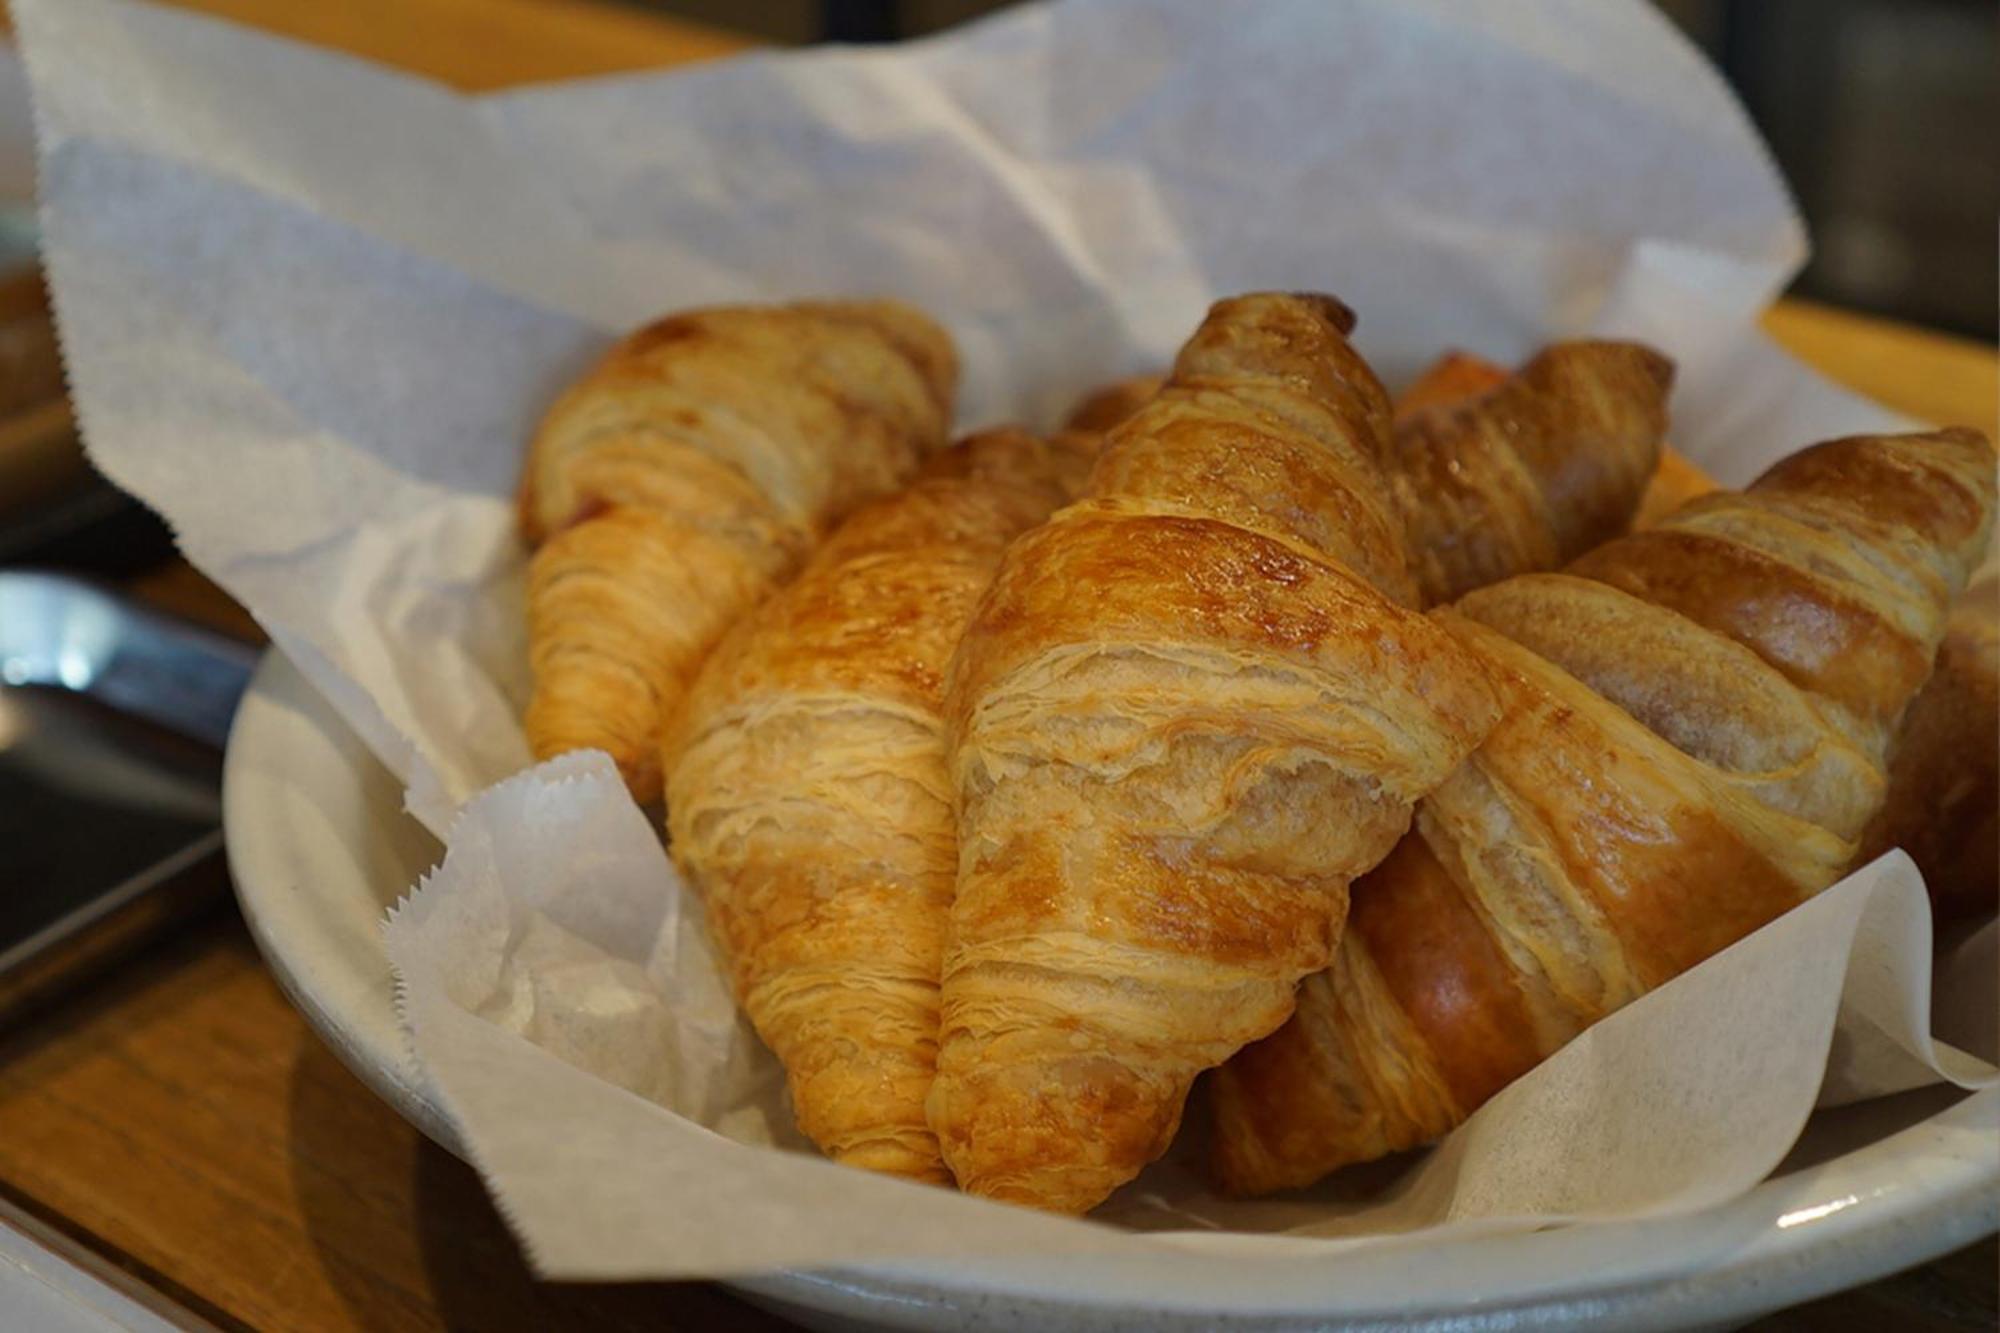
[1094, 350, 1676, 611]
[1642, 457, 2000, 924]
[662, 428, 1093, 1182]
[1402, 348, 2000, 922]
[1396, 346, 1710, 552]
[1390, 343, 1672, 605]
[520, 301, 957, 802]
[929, 293, 1503, 1214]
[1210, 427, 1998, 1195]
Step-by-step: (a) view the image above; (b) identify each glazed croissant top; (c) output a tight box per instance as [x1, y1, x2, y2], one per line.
[1210, 426, 1997, 1196]
[931, 293, 1501, 1214]
[520, 300, 957, 801]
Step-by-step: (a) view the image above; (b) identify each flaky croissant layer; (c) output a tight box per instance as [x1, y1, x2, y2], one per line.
[930, 293, 1502, 1214]
[1210, 426, 1997, 1196]
[1392, 340, 1672, 605]
[664, 429, 1095, 1182]
[521, 300, 958, 802]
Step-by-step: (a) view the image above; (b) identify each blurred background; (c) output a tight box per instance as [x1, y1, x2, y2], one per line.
[633, 0, 2000, 340]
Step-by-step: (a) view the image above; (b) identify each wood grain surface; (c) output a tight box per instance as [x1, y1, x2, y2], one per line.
[0, 1, 1990, 1330]
[0, 914, 789, 1331]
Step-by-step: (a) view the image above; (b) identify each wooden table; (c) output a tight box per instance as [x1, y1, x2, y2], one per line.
[0, 1, 1993, 1329]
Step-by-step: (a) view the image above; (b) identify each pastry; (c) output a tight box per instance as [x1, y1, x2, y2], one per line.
[1209, 426, 1998, 1195]
[663, 427, 1095, 1180]
[520, 301, 957, 801]
[1397, 346, 1714, 543]
[1392, 342, 1672, 604]
[1096, 347, 1679, 611]
[930, 292, 1502, 1213]
[1400, 348, 1999, 918]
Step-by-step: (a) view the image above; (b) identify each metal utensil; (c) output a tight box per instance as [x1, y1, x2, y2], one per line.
[0, 570, 255, 748]
[0, 570, 255, 1025]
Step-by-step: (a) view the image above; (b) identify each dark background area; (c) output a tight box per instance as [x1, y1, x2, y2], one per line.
[624, 0, 1999, 340]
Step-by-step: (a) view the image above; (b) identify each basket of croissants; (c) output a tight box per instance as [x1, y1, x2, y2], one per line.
[513, 289, 1996, 1216]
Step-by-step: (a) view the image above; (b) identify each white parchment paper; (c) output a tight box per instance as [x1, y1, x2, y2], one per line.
[385, 757, 1992, 1277]
[16, 0, 1989, 1282]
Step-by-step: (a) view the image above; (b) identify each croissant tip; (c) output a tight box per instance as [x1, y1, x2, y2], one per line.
[1931, 424, 1993, 451]
[1542, 338, 1676, 391]
[1200, 290, 1361, 341]
[1289, 290, 1359, 335]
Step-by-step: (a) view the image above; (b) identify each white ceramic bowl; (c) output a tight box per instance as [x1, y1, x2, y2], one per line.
[223, 650, 1999, 1332]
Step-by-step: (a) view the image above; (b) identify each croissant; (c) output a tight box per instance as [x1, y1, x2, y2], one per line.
[1090, 349, 1675, 611]
[1402, 349, 1999, 919]
[1396, 345, 1713, 547]
[662, 427, 1095, 1181]
[1390, 342, 1673, 605]
[1614, 401, 1999, 922]
[929, 293, 1503, 1214]
[1210, 426, 1998, 1195]
[520, 301, 957, 802]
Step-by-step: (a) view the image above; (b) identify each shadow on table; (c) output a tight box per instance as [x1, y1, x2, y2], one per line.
[286, 1032, 788, 1331]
